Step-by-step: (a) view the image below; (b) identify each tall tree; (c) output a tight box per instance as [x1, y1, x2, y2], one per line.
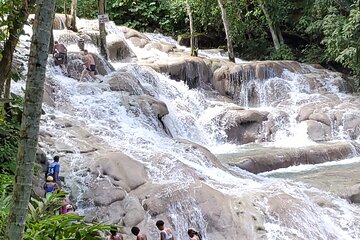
[217, 0, 235, 62]
[258, 0, 283, 50]
[70, 0, 78, 31]
[186, 0, 197, 56]
[0, 0, 34, 99]
[6, 0, 56, 239]
[98, 0, 107, 59]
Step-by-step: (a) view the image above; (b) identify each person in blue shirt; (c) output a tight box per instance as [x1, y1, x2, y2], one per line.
[47, 155, 60, 183]
[43, 176, 59, 197]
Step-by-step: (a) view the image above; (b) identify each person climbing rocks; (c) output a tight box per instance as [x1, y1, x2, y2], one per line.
[109, 228, 124, 240]
[156, 220, 175, 240]
[53, 40, 68, 75]
[131, 226, 148, 240]
[80, 49, 102, 82]
[47, 155, 61, 185]
[43, 176, 59, 197]
[187, 228, 202, 240]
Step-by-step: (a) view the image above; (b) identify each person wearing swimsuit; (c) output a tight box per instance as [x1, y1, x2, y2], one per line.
[156, 220, 175, 240]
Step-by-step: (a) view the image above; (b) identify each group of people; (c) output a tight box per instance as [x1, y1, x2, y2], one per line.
[44, 157, 201, 239]
[109, 220, 202, 240]
[43, 156, 79, 216]
[53, 40, 101, 82]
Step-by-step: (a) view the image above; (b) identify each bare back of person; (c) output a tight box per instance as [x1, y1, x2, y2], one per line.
[54, 44, 67, 54]
[110, 235, 123, 240]
[137, 233, 148, 240]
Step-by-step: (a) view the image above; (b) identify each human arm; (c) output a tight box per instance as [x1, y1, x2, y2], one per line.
[160, 232, 166, 240]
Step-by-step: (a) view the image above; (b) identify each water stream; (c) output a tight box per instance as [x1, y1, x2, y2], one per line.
[12, 18, 360, 239]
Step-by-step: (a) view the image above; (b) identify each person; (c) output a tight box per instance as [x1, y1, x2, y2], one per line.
[155, 220, 175, 240]
[53, 41, 68, 75]
[187, 228, 202, 240]
[131, 226, 148, 240]
[64, 204, 79, 216]
[80, 49, 101, 82]
[47, 155, 60, 184]
[43, 176, 59, 197]
[59, 191, 71, 214]
[109, 229, 123, 240]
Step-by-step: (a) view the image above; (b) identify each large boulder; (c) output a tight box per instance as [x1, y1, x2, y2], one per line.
[106, 34, 136, 62]
[142, 56, 212, 88]
[305, 120, 331, 141]
[64, 52, 115, 80]
[107, 70, 147, 95]
[227, 141, 356, 173]
[219, 107, 268, 144]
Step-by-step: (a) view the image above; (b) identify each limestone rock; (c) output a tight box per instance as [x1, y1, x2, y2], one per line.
[219, 108, 268, 144]
[108, 70, 146, 95]
[346, 184, 360, 204]
[305, 120, 331, 141]
[128, 95, 169, 119]
[106, 34, 136, 62]
[91, 152, 148, 192]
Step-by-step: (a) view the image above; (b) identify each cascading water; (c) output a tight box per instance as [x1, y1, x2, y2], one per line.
[13, 17, 360, 240]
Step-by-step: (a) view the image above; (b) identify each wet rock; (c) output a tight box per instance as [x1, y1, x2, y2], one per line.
[86, 180, 127, 206]
[142, 56, 212, 89]
[305, 120, 331, 141]
[90, 152, 148, 192]
[65, 52, 115, 80]
[228, 142, 355, 173]
[108, 70, 147, 95]
[106, 34, 136, 62]
[129, 95, 169, 119]
[346, 184, 360, 204]
[343, 113, 360, 140]
[144, 42, 176, 53]
[219, 108, 268, 144]
[122, 196, 145, 227]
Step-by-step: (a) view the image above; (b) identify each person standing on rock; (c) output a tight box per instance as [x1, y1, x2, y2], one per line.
[131, 226, 148, 240]
[53, 40, 68, 75]
[43, 176, 59, 197]
[80, 49, 102, 82]
[109, 229, 124, 240]
[156, 220, 175, 240]
[187, 228, 202, 240]
[47, 155, 61, 185]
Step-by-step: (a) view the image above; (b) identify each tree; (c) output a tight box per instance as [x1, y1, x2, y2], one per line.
[186, 0, 197, 56]
[0, 0, 35, 99]
[217, 0, 235, 62]
[70, 0, 78, 31]
[6, 0, 56, 239]
[98, 0, 107, 59]
[258, 0, 282, 50]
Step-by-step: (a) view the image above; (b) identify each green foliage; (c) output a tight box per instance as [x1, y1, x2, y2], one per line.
[0, 188, 115, 240]
[24, 192, 114, 240]
[0, 117, 20, 174]
[268, 44, 296, 60]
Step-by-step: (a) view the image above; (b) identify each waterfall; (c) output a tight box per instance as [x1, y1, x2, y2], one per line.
[11, 18, 360, 240]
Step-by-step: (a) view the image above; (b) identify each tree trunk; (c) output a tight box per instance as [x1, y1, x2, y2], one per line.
[70, 0, 78, 31]
[259, 0, 281, 50]
[6, 0, 56, 239]
[98, 0, 107, 59]
[217, 0, 235, 62]
[186, 0, 197, 56]
[64, 0, 69, 28]
[0, 0, 33, 98]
